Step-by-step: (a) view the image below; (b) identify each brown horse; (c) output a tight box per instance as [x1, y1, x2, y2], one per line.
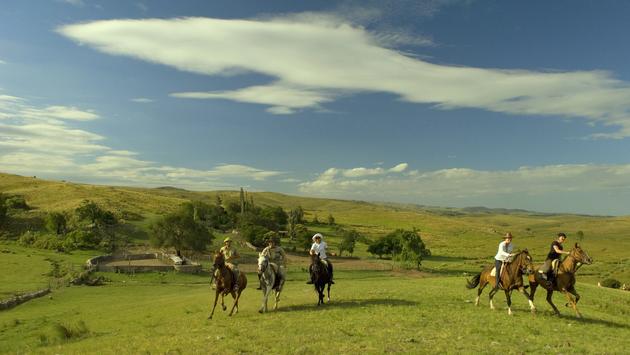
[466, 249, 536, 315]
[208, 251, 247, 319]
[310, 253, 332, 306]
[528, 243, 592, 318]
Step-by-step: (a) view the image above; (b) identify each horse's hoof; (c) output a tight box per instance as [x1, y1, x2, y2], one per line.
[258, 309, 264, 314]
[222, 306, 227, 311]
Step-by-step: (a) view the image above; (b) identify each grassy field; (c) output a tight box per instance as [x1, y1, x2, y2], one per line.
[2, 266, 629, 354]
[2, 172, 630, 353]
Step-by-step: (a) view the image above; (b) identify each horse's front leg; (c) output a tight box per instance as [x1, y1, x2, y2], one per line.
[327, 282, 331, 302]
[259, 285, 270, 313]
[563, 289, 581, 318]
[546, 289, 560, 316]
[221, 292, 227, 311]
[476, 278, 488, 306]
[208, 289, 220, 320]
[518, 286, 536, 314]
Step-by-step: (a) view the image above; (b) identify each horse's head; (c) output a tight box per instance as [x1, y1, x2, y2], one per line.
[514, 249, 535, 275]
[570, 243, 593, 265]
[257, 253, 269, 274]
[310, 252, 321, 264]
[213, 251, 225, 269]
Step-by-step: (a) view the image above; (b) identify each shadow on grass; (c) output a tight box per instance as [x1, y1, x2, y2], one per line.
[276, 298, 418, 313]
[532, 310, 630, 329]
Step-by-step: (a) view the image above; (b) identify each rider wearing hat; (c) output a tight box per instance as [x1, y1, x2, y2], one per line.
[307, 233, 334, 284]
[538, 232, 570, 285]
[219, 237, 241, 292]
[493, 232, 514, 289]
[257, 232, 287, 290]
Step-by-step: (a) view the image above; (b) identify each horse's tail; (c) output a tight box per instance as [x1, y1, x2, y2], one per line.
[466, 273, 481, 289]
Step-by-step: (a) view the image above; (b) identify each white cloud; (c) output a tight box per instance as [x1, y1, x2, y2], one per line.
[0, 59, 6, 65]
[59, 0, 85, 6]
[298, 163, 630, 214]
[130, 97, 153, 103]
[58, 16, 630, 137]
[0, 91, 284, 189]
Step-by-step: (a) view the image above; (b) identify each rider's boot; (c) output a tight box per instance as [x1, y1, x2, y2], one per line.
[256, 274, 262, 290]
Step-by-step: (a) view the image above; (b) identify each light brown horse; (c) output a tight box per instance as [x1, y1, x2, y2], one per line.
[208, 251, 247, 319]
[528, 243, 592, 318]
[466, 249, 536, 315]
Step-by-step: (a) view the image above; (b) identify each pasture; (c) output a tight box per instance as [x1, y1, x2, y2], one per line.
[1, 265, 629, 354]
[2, 173, 630, 353]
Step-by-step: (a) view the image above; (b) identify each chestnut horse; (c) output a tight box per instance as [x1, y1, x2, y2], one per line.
[466, 249, 536, 315]
[208, 251, 247, 319]
[310, 253, 332, 306]
[528, 243, 592, 318]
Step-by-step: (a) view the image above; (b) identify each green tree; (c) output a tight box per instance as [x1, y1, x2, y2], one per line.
[312, 214, 320, 224]
[0, 193, 7, 227]
[45, 212, 67, 235]
[339, 229, 360, 256]
[288, 206, 305, 240]
[327, 214, 335, 225]
[150, 205, 214, 257]
[367, 229, 430, 268]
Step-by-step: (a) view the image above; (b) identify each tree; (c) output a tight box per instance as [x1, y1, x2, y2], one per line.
[312, 214, 320, 224]
[339, 229, 360, 256]
[327, 214, 335, 225]
[150, 205, 214, 257]
[45, 212, 67, 235]
[0, 193, 7, 227]
[288, 206, 305, 240]
[367, 229, 430, 269]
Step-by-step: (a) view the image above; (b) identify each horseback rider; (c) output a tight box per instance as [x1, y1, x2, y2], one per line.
[493, 232, 514, 289]
[307, 233, 334, 284]
[538, 232, 570, 286]
[219, 237, 241, 292]
[257, 233, 287, 290]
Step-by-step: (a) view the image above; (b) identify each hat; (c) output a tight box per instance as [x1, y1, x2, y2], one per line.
[503, 232, 513, 239]
[312, 233, 323, 241]
[223, 237, 232, 243]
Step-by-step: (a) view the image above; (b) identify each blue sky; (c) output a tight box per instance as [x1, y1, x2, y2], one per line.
[2, 0, 630, 215]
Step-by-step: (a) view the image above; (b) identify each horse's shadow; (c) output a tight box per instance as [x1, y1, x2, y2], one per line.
[560, 314, 630, 329]
[276, 298, 418, 313]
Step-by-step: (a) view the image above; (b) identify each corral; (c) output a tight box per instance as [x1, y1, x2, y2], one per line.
[86, 253, 202, 274]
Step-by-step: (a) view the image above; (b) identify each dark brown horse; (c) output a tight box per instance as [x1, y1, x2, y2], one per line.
[310, 253, 332, 306]
[208, 251, 247, 319]
[466, 249, 536, 315]
[528, 243, 592, 318]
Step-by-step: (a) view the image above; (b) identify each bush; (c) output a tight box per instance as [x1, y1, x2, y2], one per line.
[240, 224, 270, 247]
[368, 229, 430, 269]
[5, 195, 29, 210]
[601, 278, 622, 289]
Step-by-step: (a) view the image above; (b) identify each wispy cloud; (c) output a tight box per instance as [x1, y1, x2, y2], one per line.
[58, 15, 630, 138]
[0, 91, 284, 189]
[130, 97, 153, 103]
[298, 163, 630, 214]
[59, 0, 85, 7]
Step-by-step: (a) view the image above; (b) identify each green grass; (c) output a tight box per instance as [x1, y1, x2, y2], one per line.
[1, 270, 629, 354]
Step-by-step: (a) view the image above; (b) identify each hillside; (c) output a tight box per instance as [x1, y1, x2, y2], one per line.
[1, 172, 629, 282]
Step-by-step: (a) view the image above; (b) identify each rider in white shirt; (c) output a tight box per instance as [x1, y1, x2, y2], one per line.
[494, 232, 514, 289]
[307, 233, 334, 284]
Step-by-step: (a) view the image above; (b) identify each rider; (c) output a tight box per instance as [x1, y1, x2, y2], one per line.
[307, 233, 334, 284]
[219, 237, 241, 292]
[257, 233, 287, 290]
[493, 232, 514, 289]
[538, 232, 570, 285]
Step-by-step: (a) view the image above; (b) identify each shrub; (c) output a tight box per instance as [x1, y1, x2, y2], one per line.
[5, 195, 29, 210]
[240, 224, 270, 247]
[601, 278, 622, 289]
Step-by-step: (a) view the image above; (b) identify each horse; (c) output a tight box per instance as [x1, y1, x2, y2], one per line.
[257, 253, 284, 313]
[466, 249, 536, 315]
[310, 253, 332, 306]
[527, 243, 592, 318]
[208, 251, 247, 320]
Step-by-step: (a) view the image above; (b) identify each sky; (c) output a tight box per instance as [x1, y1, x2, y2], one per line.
[1, 0, 630, 215]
